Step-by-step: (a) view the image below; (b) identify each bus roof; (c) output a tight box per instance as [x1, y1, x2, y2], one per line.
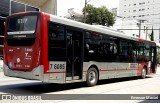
[7, 11, 155, 44]
[48, 13, 145, 42]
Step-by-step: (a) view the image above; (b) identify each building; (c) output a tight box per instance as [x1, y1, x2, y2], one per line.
[65, 8, 83, 22]
[112, 18, 150, 40]
[119, 0, 160, 42]
[15, 0, 57, 15]
[111, 8, 118, 16]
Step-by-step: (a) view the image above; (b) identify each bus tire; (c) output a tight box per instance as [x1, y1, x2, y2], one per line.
[86, 67, 98, 86]
[141, 67, 146, 79]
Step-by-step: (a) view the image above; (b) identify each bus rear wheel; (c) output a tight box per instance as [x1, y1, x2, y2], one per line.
[141, 68, 146, 79]
[86, 67, 98, 86]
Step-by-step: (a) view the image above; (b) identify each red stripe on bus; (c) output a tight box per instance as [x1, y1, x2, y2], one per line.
[83, 69, 137, 72]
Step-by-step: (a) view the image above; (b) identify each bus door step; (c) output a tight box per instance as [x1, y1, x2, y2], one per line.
[66, 76, 80, 80]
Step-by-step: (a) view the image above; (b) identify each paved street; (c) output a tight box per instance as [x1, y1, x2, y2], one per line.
[0, 68, 160, 103]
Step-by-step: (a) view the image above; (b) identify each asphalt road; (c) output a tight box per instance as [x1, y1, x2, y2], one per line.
[0, 68, 160, 103]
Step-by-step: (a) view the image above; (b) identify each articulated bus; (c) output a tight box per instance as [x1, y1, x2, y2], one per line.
[3, 12, 157, 86]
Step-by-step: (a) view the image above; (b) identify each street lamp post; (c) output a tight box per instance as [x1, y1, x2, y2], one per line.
[138, 20, 142, 38]
[84, 0, 92, 23]
[146, 26, 148, 40]
[138, 19, 147, 38]
[84, 0, 87, 23]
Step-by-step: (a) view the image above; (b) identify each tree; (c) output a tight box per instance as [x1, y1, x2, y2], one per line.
[83, 5, 99, 24]
[83, 5, 115, 26]
[150, 26, 154, 41]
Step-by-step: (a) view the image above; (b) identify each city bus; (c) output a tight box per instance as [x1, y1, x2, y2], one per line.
[3, 12, 157, 86]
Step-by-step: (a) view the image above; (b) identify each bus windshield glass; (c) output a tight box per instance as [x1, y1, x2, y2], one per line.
[6, 14, 38, 46]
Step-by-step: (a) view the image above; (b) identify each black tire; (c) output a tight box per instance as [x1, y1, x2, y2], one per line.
[86, 67, 98, 86]
[141, 68, 146, 79]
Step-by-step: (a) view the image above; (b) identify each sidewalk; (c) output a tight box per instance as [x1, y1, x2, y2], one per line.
[156, 66, 160, 74]
[0, 63, 4, 78]
[0, 71, 4, 78]
[0, 60, 3, 71]
[0, 67, 3, 72]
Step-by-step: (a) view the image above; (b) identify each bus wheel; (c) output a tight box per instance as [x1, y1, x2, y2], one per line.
[141, 68, 146, 79]
[86, 67, 98, 86]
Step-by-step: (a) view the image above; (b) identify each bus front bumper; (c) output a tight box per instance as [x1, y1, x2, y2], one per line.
[3, 63, 44, 81]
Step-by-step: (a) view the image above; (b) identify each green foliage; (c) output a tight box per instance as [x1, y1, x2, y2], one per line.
[83, 5, 115, 26]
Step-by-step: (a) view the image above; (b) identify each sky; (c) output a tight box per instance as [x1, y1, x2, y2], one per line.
[57, 0, 119, 17]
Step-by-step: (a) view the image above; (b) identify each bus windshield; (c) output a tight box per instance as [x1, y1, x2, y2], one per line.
[7, 13, 38, 46]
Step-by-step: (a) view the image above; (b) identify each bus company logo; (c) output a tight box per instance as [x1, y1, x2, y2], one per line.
[25, 53, 29, 57]
[17, 58, 20, 63]
[2, 95, 11, 100]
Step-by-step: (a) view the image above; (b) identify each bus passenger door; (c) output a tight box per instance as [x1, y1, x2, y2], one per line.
[66, 30, 83, 80]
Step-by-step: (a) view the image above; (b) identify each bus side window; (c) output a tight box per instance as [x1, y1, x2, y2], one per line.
[129, 42, 136, 62]
[119, 41, 129, 61]
[84, 32, 91, 61]
[144, 44, 150, 61]
[0, 19, 4, 36]
[136, 43, 144, 62]
[48, 23, 64, 45]
[48, 22, 66, 61]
